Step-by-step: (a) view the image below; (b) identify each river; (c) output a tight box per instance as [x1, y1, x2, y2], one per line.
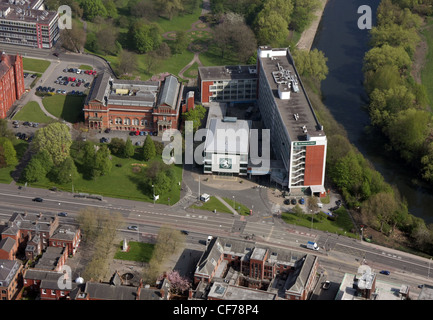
[312, 0, 433, 223]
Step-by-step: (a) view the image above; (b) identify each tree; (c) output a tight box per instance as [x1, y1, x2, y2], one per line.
[0, 119, 13, 139]
[49, 156, 78, 184]
[0, 137, 17, 167]
[61, 21, 86, 53]
[171, 31, 189, 54]
[21, 158, 45, 183]
[153, 0, 184, 20]
[33, 149, 54, 174]
[159, 271, 190, 294]
[103, 0, 118, 19]
[117, 50, 138, 76]
[290, 0, 321, 32]
[93, 145, 112, 177]
[124, 137, 135, 158]
[96, 24, 119, 55]
[254, 9, 288, 46]
[292, 48, 329, 81]
[142, 135, 156, 161]
[182, 104, 206, 132]
[361, 192, 398, 233]
[32, 123, 72, 165]
[80, 0, 107, 21]
[363, 44, 412, 74]
[108, 137, 126, 156]
[129, 21, 162, 53]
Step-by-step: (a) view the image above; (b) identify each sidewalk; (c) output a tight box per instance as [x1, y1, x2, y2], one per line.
[296, 0, 328, 51]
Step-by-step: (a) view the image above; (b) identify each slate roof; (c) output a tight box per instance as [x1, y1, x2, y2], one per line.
[157, 75, 180, 109]
[0, 237, 16, 253]
[85, 71, 112, 105]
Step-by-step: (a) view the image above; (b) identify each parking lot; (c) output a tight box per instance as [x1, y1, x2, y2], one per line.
[36, 64, 97, 97]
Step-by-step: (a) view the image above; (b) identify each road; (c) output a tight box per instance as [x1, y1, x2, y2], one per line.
[0, 181, 432, 291]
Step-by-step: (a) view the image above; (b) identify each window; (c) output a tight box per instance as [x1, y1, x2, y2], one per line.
[42, 289, 46, 294]
[133, 118, 139, 126]
[123, 118, 130, 125]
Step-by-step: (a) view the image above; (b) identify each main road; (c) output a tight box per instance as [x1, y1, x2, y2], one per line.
[0, 181, 432, 288]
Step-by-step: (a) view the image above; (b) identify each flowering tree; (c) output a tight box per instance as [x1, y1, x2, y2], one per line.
[159, 270, 190, 295]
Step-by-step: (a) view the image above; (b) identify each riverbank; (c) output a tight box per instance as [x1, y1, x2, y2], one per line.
[296, 0, 328, 51]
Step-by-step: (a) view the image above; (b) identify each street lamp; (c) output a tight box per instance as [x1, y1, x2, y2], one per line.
[233, 196, 236, 212]
[152, 184, 155, 204]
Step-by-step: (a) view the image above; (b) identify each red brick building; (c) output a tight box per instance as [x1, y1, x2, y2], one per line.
[0, 259, 23, 300]
[84, 73, 184, 135]
[0, 52, 25, 119]
[192, 237, 319, 300]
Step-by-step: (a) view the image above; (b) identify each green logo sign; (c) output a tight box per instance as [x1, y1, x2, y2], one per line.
[294, 141, 316, 146]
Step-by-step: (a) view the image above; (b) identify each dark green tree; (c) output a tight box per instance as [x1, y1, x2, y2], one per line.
[142, 135, 156, 161]
[124, 137, 135, 158]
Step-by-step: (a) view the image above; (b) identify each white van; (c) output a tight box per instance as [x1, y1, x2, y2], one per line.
[200, 193, 210, 202]
[317, 202, 323, 208]
[207, 236, 213, 246]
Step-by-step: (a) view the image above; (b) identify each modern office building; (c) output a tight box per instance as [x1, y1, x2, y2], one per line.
[203, 117, 251, 176]
[256, 46, 327, 196]
[0, 0, 59, 49]
[0, 52, 24, 118]
[84, 72, 184, 135]
[198, 65, 257, 104]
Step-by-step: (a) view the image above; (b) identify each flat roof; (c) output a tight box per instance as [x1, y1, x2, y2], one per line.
[199, 65, 257, 81]
[0, 3, 58, 25]
[205, 118, 251, 154]
[258, 47, 325, 142]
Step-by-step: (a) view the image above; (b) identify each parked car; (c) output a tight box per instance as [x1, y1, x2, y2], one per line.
[284, 199, 291, 205]
[180, 230, 189, 235]
[32, 197, 43, 202]
[127, 225, 138, 231]
[104, 128, 111, 133]
[322, 281, 331, 290]
[53, 52, 59, 57]
[291, 198, 297, 205]
[299, 198, 305, 205]
[380, 270, 390, 275]
[58, 212, 68, 217]
[100, 137, 108, 143]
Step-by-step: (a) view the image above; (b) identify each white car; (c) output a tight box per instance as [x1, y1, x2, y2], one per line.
[322, 281, 331, 290]
[127, 225, 138, 231]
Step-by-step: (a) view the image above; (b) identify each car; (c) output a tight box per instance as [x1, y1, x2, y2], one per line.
[104, 128, 111, 133]
[31, 74, 37, 78]
[129, 131, 136, 136]
[380, 270, 390, 275]
[23, 121, 30, 126]
[322, 281, 331, 290]
[76, 82, 81, 87]
[33, 123, 39, 128]
[84, 82, 90, 88]
[53, 52, 59, 57]
[36, 86, 42, 91]
[180, 230, 189, 235]
[15, 132, 21, 138]
[329, 206, 339, 211]
[100, 137, 108, 143]
[58, 212, 68, 217]
[291, 198, 297, 205]
[139, 131, 144, 136]
[32, 197, 43, 202]
[127, 225, 138, 231]
[12, 120, 19, 125]
[24, 73, 29, 78]
[56, 89, 62, 94]
[50, 87, 55, 92]
[63, 69, 68, 72]
[284, 199, 291, 205]
[299, 198, 305, 205]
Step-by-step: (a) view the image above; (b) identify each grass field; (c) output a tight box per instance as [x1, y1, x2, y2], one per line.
[23, 147, 183, 204]
[281, 206, 357, 237]
[190, 196, 234, 214]
[22, 57, 50, 73]
[222, 197, 251, 216]
[42, 95, 85, 123]
[114, 241, 155, 262]
[421, 17, 433, 106]
[13, 101, 55, 123]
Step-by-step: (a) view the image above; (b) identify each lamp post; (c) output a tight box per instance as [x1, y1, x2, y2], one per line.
[152, 184, 155, 204]
[233, 196, 236, 212]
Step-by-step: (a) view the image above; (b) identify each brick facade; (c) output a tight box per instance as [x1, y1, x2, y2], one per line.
[0, 53, 24, 118]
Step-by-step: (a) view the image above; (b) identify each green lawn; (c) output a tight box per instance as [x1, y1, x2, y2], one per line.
[421, 17, 433, 106]
[156, 6, 203, 33]
[22, 57, 50, 73]
[13, 101, 55, 123]
[222, 197, 251, 216]
[281, 206, 357, 237]
[190, 196, 234, 214]
[23, 147, 182, 204]
[114, 241, 155, 262]
[42, 95, 85, 123]
[79, 65, 93, 70]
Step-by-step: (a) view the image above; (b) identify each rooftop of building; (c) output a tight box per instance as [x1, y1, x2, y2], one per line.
[0, 52, 19, 79]
[257, 46, 325, 142]
[0, 0, 58, 25]
[0, 259, 21, 284]
[204, 118, 251, 154]
[208, 281, 277, 300]
[86, 72, 182, 110]
[33, 247, 65, 271]
[199, 65, 257, 81]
